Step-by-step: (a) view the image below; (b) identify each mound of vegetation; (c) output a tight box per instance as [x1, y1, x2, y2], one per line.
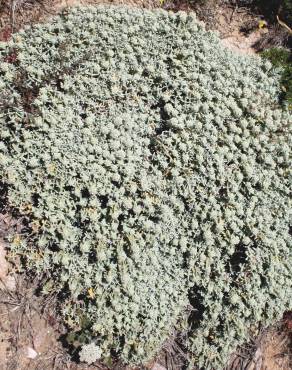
[0, 5, 291, 369]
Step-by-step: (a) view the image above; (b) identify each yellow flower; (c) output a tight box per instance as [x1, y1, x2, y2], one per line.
[258, 20, 267, 29]
[20, 203, 32, 214]
[88, 287, 95, 299]
[31, 220, 40, 233]
[13, 235, 21, 246]
[15, 35, 22, 43]
[48, 163, 56, 174]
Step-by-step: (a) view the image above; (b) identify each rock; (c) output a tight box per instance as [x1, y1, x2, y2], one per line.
[0, 239, 9, 281]
[26, 347, 38, 359]
[151, 363, 167, 370]
[0, 239, 16, 291]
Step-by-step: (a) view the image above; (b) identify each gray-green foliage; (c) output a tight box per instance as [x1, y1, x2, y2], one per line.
[0, 5, 291, 369]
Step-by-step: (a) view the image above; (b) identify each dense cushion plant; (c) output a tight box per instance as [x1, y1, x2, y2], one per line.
[0, 5, 291, 369]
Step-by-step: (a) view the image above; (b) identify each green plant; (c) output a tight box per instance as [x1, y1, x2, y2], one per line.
[281, 0, 292, 26]
[0, 5, 291, 369]
[261, 47, 292, 108]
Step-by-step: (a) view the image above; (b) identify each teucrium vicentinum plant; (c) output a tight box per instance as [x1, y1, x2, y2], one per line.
[0, 5, 291, 369]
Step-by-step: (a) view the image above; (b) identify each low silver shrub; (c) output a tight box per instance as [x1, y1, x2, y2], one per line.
[0, 5, 291, 369]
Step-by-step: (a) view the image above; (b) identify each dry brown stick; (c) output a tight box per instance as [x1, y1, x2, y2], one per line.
[277, 15, 292, 34]
[229, 4, 238, 24]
